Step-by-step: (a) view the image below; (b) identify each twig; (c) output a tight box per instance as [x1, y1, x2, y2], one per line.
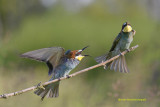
[0, 45, 139, 99]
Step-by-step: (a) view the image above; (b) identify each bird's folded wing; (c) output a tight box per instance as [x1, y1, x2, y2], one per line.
[109, 33, 121, 52]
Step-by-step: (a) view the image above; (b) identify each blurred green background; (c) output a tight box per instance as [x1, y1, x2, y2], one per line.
[0, 0, 160, 107]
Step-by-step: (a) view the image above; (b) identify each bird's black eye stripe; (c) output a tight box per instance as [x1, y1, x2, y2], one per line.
[123, 22, 127, 26]
[122, 25, 125, 30]
[122, 22, 129, 31]
[76, 52, 81, 56]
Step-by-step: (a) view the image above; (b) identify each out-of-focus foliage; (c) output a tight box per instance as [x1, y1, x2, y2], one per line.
[0, 0, 45, 37]
[0, 0, 160, 107]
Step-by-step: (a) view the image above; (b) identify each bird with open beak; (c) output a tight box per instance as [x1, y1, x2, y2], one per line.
[21, 46, 88, 100]
[95, 22, 136, 73]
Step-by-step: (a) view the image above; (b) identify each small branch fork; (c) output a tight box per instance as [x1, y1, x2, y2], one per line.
[0, 45, 139, 99]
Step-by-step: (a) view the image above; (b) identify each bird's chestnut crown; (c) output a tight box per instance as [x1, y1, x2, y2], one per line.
[66, 46, 89, 61]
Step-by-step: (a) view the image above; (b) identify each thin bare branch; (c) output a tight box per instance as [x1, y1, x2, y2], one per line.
[0, 45, 139, 99]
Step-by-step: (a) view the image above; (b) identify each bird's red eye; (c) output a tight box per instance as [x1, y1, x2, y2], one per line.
[76, 52, 81, 56]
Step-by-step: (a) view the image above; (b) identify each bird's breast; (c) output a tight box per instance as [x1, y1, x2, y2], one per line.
[52, 58, 80, 79]
[119, 34, 133, 50]
[65, 58, 80, 69]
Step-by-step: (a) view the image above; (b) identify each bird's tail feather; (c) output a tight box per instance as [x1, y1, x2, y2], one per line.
[109, 55, 129, 73]
[95, 52, 129, 73]
[95, 52, 112, 69]
[34, 82, 59, 101]
[95, 53, 108, 63]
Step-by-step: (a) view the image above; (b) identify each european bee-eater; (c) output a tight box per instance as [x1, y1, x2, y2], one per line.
[95, 22, 136, 73]
[21, 46, 88, 100]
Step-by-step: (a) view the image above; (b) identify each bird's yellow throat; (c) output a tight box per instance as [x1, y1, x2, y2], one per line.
[123, 25, 132, 32]
[76, 55, 85, 61]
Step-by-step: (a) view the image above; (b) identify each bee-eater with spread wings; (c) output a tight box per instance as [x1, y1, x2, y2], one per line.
[21, 46, 88, 100]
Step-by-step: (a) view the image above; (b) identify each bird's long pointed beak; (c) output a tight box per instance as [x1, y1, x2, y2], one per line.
[84, 55, 90, 57]
[82, 46, 89, 51]
[79, 46, 89, 56]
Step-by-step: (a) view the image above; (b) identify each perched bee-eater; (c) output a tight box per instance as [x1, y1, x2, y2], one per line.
[95, 22, 136, 73]
[21, 46, 88, 100]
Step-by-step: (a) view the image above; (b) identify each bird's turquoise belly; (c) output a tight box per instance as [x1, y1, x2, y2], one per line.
[120, 42, 131, 50]
[120, 37, 133, 51]
[50, 59, 80, 80]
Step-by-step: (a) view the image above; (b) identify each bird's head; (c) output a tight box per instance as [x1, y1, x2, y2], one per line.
[65, 46, 89, 61]
[121, 22, 132, 33]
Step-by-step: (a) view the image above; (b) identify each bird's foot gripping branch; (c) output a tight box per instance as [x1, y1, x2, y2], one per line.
[36, 82, 45, 90]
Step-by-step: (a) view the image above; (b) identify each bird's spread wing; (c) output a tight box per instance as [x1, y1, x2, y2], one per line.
[109, 33, 122, 52]
[48, 47, 65, 69]
[21, 47, 65, 75]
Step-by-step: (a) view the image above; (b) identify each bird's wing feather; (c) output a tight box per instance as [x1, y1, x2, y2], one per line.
[109, 33, 122, 52]
[21, 47, 65, 69]
[95, 53, 108, 63]
[21, 47, 64, 62]
[48, 48, 65, 69]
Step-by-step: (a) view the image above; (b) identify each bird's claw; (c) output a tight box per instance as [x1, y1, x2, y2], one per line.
[66, 75, 71, 79]
[1, 94, 7, 99]
[36, 82, 45, 90]
[126, 49, 130, 52]
[103, 64, 106, 69]
[103, 66, 106, 69]
[119, 52, 124, 56]
[101, 60, 106, 69]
